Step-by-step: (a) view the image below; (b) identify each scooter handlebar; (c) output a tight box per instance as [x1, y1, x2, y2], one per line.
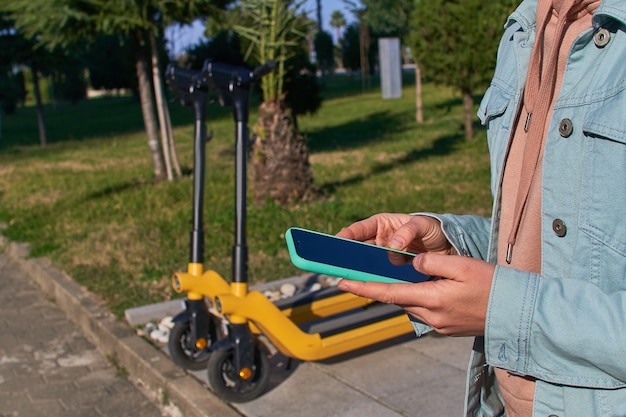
[203, 60, 275, 90]
[165, 64, 208, 94]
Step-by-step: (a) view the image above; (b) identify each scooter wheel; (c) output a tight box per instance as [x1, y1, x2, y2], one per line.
[207, 342, 271, 403]
[168, 321, 212, 370]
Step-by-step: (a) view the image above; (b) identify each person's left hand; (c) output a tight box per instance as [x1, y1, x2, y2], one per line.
[337, 253, 495, 337]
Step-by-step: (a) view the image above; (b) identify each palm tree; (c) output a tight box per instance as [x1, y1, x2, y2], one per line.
[330, 10, 346, 43]
[235, 0, 314, 205]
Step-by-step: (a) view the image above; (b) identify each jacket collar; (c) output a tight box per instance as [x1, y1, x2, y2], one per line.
[506, 0, 625, 31]
[594, 0, 626, 27]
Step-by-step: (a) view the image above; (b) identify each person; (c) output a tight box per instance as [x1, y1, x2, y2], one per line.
[336, 0, 626, 415]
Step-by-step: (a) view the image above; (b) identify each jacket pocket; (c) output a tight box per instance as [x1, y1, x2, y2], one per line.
[479, 84, 516, 196]
[579, 90, 626, 257]
[478, 84, 512, 126]
[583, 89, 626, 145]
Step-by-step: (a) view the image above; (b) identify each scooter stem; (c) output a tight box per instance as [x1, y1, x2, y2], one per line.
[233, 119, 248, 284]
[203, 59, 275, 284]
[164, 64, 210, 265]
[191, 92, 208, 264]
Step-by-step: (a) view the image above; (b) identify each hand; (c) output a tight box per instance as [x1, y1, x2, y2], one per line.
[337, 253, 495, 337]
[336, 213, 454, 255]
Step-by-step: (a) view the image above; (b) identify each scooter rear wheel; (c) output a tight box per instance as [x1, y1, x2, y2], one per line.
[207, 342, 271, 403]
[168, 320, 213, 370]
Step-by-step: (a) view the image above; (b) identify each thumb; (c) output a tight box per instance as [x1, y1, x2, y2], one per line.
[413, 252, 468, 281]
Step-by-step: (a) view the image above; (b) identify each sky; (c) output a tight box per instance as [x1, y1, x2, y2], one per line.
[165, 0, 354, 58]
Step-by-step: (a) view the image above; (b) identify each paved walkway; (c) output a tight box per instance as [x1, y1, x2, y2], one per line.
[0, 252, 168, 417]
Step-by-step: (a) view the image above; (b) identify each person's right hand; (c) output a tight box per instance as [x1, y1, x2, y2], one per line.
[336, 213, 454, 255]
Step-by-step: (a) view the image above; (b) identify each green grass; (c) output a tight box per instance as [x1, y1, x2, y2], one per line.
[0, 75, 492, 317]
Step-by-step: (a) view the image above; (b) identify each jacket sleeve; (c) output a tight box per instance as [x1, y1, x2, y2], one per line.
[409, 213, 492, 336]
[412, 212, 492, 261]
[485, 266, 626, 388]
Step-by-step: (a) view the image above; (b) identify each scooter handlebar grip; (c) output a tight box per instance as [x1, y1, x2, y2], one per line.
[252, 60, 276, 80]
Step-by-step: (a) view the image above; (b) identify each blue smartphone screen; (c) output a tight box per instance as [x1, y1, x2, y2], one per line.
[289, 228, 427, 283]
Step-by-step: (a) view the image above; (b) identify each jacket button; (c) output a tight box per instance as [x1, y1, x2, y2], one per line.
[594, 28, 610, 48]
[553, 219, 567, 237]
[559, 119, 573, 137]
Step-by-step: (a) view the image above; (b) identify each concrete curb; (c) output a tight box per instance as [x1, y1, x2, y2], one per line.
[2, 237, 242, 417]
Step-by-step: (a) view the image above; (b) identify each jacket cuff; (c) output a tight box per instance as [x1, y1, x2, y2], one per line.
[484, 265, 539, 374]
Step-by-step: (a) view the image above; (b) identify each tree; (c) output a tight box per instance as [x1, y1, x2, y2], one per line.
[314, 30, 333, 76]
[183, 30, 244, 69]
[340, 22, 361, 71]
[343, 1, 372, 91]
[359, 0, 413, 38]
[356, 0, 423, 122]
[0, 14, 26, 115]
[86, 34, 136, 93]
[408, 0, 517, 139]
[329, 10, 346, 43]
[2, 0, 231, 178]
[0, 9, 56, 145]
[329, 10, 346, 70]
[315, 0, 322, 32]
[234, 0, 315, 205]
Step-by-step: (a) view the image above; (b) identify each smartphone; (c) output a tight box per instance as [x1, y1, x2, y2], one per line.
[285, 227, 430, 284]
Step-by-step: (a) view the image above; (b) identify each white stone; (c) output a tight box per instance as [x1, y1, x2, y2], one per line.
[160, 316, 175, 329]
[150, 329, 169, 344]
[280, 283, 297, 297]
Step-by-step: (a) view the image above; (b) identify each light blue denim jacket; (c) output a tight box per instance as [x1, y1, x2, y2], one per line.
[412, 0, 626, 415]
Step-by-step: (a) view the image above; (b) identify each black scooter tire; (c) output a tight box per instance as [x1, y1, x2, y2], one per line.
[168, 321, 212, 370]
[207, 343, 271, 403]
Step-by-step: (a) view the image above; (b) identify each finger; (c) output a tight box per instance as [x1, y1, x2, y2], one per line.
[412, 253, 473, 281]
[336, 218, 378, 243]
[388, 217, 427, 250]
[337, 278, 434, 307]
[337, 279, 388, 300]
[389, 219, 421, 250]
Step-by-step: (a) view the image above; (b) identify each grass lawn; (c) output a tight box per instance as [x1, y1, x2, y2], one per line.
[0, 74, 492, 317]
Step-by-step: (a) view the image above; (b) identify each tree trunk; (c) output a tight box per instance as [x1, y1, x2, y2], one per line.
[251, 100, 314, 205]
[149, 30, 173, 180]
[462, 90, 474, 140]
[316, 0, 322, 32]
[358, 22, 371, 92]
[134, 31, 166, 180]
[415, 63, 423, 123]
[31, 64, 48, 146]
[164, 97, 182, 177]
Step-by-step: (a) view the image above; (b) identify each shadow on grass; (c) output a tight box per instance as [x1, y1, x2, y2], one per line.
[85, 178, 156, 201]
[306, 110, 413, 153]
[318, 131, 465, 195]
[0, 94, 232, 151]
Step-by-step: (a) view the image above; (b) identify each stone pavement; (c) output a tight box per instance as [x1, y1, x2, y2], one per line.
[0, 251, 168, 417]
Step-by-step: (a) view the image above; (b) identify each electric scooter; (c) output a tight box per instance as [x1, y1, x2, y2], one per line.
[165, 60, 414, 403]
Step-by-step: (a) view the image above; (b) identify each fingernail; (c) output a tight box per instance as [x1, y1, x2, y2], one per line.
[413, 253, 424, 269]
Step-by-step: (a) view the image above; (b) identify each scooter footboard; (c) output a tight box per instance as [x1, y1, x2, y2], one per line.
[214, 290, 413, 361]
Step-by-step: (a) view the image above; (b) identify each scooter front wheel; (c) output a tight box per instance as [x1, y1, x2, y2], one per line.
[168, 321, 213, 370]
[207, 342, 271, 403]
